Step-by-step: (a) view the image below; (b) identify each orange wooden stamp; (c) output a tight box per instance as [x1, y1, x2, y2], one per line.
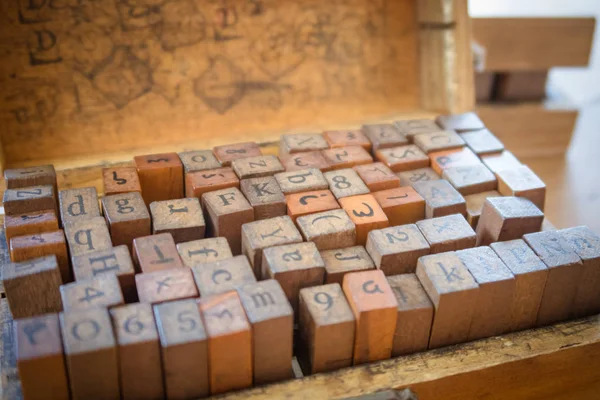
[4, 165, 57, 196]
[4, 210, 59, 242]
[353, 162, 400, 192]
[429, 147, 481, 175]
[372, 187, 426, 226]
[361, 123, 408, 152]
[339, 194, 389, 245]
[279, 133, 329, 155]
[102, 192, 151, 248]
[323, 129, 372, 152]
[321, 246, 375, 285]
[280, 151, 332, 172]
[134, 152, 184, 205]
[321, 146, 373, 169]
[375, 145, 429, 172]
[213, 142, 262, 167]
[286, 189, 340, 222]
[413, 131, 465, 154]
[10, 230, 70, 283]
[102, 167, 142, 196]
[133, 233, 184, 273]
[3, 185, 57, 216]
[63, 216, 112, 259]
[186, 167, 240, 200]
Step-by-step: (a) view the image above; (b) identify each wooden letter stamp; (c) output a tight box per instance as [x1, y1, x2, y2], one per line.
[280, 151, 332, 172]
[339, 194, 389, 245]
[213, 142, 262, 167]
[435, 112, 485, 133]
[177, 237, 233, 267]
[397, 167, 441, 188]
[192, 255, 257, 297]
[413, 179, 467, 218]
[321, 146, 373, 169]
[323, 129, 372, 151]
[4, 209, 59, 242]
[375, 145, 429, 172]
[232, 155, 285, 179]
[429, 147, 481, 175]
[366, 224, 430, 275]
[5, 165, 57, 196]
[461, 129, 504, 156]
[60, 274, 124, 311]
[58, 187, 101, 224]
[134, 152, 184, 205]
[186, 167, 240, 199]
[3, 185, 57, 216]
[136, 267, 198, 305]
[102, 192, 151, 248]
[240, 176, 286, 220]
[150, 198, 205, 243]
[279, 133, 329, 155]
[324, 168, 370, 200]
[394, 119, 442, 139]
[321, 246, 375, 285]
[361, 123, 408, 152]
[179, 150, 222, 195]
[496, 165, 546, 211]
[372, 187, 426, 226]
[133, 233, 183, 273]
[416, 214, 476, 253]
[102, 167, 142, 196]
[296, 209, 356, 250]
[274, 168, 329, 195]
[9, 230, 70, 283]
[413, 130, 465, 154]
[63, 216, 112, 258]
[286, 189, 340, 222]
[442, 163, 497, 195]
[353, 162, 401, 192]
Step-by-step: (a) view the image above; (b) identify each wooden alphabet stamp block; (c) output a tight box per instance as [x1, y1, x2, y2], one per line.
[476, 196, 544, 246]
[429, 147, 481, 175]
[15, 313, 69, 400]
[102, 192, 151, 248]
[280, 151, 332, 172]
[323, 129, 372, 151]
[416, 252, 479, 348]
[366, 224, 430, 275]
[296, 209, 356, 250]
[413, 131, 465, 154]
[279, 133, 329, 155]
[413, 179, 466, 218]
[342, 270, 398, 364]
[237, 279, 294, 384]
[286, 189, 340, 222]
[523, 231, 584, 326]
[496, 165, 546, 211]
[136, 267, 198, 304]
[153, 299, 209, 399]
[177, 237, 233, 267]
[361, 123, 408, 152]
[394, 119, 442, 139]
[4, 209, 59, 242]
[3, 255, 63, 318]
[203, 187, 254, 255]
[179, 149, 222, 175]
[60, 274, 124, 311]
[417, 213, 476, 253]
[262, 242, 326, 312]
[481, 150, 522, 174]
[442, 163, 497, 195]
[386, 274, 434, 356]
[397, 167, 441, 187]
[372, 187, 426, 226]
[102, 167, 142, 196]
[460, 129, 504, 156]
[72, 245, 137, 302]
[232, 155, 285, 179]
[133, 233, 183, 273]
[339, 194, 389, 245]
[464, 190, 501, 229]
[241, 215, 303, 278]
[192, 255, 257, 297]
[110, 303, 164, 400]
[321, 246, 375, 285]
[3, 185, 57, 216]
[324, 168, 370, 199]
[375, 145, 429, 172]
[213, 141, 262, 167]
[150, 198, 205, 243]
[10, 230, 70, 283]
[490, 239, 548, 331]
[240, 176, 286, 220]
[58, 187, 101, 224]
[60, 307, 119, 399]
[5, 165, 57, 196]
[353, 162, 401, 192]
[198, 291, 252, 394]
[64, 216, 112, 258]
[435, 112, 486, 133]
[134, 152, 184, 205]
[274, 168, 329, 195]
[186, 167, 240, 199]
[298, 283, 355, 374]
[456, 247, 516, 340]
[321, 146, 373, 169]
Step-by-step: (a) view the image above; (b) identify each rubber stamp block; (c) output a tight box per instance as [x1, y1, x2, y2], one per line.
[60, 274, 124, 311]
[324, 168, 370, 199]
[397, 167, 441, 188]
[394, 119, 442, 140]
[361, 123, 408, 152]
[262, 242, 326, 312]
[3, 255, 63, 318]
[241, 215, 303, 278]
[496, 165, 546, 211]
[136, 267, 198, 305]
[375, 145, 429, 172]
[321, 246, 375, 285]
[372, 187, 426, 226]
[110, 303, 164, 400]
[203, 187, 254, 255]
[464, 190, 501, 229]
[133, 233, 183, 273]
[460, 129, 504, 156]
[102, 167, 142, 196]
[413, 131, 465, 154]
[10, 230, 70, 283]
[298, 283, 355, 374]
[436, 112, 485, 133]
[353, 162, 401, 192]
[3, 185, 56, 216]
[323, 129, 372, 152]
[523, 231, 583, 326]
[177, 237, 233, 267]
[150, 198, 205, 243]
[192, 255, 257, 297]
[4, 209, 58, 242]
[15, 313, 69, 400]
[279, 133, 329, 156]
[413, 179, 466, 218]
[321, 146, 373, 169]
[237, 279, 294, 384]
[429, 147, 481, 175]
[232, 155, 285, 179]
[72, 245, 137, 302]
[186, 167, 240, 199]
[296, 209, 356, 251]
[416, 252, 479, 348]
[339, 194, 389, 245]
[213, 142, 262, 167]
[442, 163, 497, 195]
[386, 274, 434, 356]
[240, 176, 286, 220]
[60, 307, 119, 400]
[286, 189, 340, 222]
[456, 247, 516, 339]
[64, 216, 112, 258]
[102, 192, 151, 248]
[5, 165, 57, 196]
[560, 226, 600, 318]
[491, 239, 548, 330]
[59, 187, 101, 224]
[476, 196, 544, 246]
[366, 224, 430, 275]
[180, 150, 223, 198]
[134, 152, 184, 205]
[198, 291, 252, 394]
[342, 270, 397, 364]
[274, 168, 329, 195]
[280, 151, 332, 172]
[481, 150, 522, 174]
[417, 214, 476, 253]
[153, 299, 209, 399]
